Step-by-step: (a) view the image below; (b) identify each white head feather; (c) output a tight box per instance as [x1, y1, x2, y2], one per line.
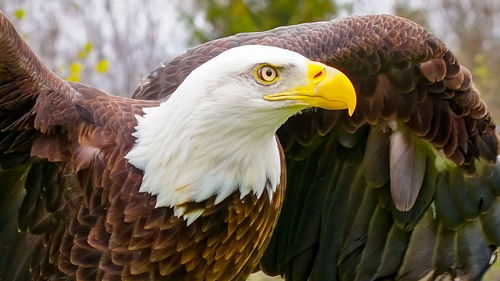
[126, 45, 311, 221]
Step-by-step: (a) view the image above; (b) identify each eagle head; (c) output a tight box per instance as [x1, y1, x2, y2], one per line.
[179, 45, 356, 117]
[126, 45, 356, 223]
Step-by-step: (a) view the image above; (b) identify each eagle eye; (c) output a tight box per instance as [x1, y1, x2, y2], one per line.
[255, 64, 279, 84]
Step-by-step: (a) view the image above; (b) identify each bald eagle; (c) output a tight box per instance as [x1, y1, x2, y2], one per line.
[0, 10, 499, 281]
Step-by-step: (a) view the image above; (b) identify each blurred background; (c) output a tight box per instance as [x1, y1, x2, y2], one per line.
[0, 0, 498, 280]
[0, 0, 498, 120]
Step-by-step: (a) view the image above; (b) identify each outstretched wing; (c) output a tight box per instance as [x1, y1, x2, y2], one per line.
[0, 12, 85, 280]
[0, 12, 159, 280]
[133, 15, 500, 280]
[1, 12, 282, 281]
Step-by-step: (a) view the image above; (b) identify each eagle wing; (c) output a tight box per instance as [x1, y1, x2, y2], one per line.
[0, 12, 160, 280]
[133, 15, 500, 280]
[0, 11, 285, 281]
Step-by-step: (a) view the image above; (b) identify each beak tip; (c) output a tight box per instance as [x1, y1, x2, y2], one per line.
[348, 107, 355, 116]
[347, 96, 356, 116]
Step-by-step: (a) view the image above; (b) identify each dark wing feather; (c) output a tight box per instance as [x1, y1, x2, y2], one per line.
[1, 11, 285, 281]
[0, 11, 82, 280]
[0, 11, 157, 280]
[133, 14, 500, 280]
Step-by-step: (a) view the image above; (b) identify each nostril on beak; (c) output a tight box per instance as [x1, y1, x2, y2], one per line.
[313, 68, 325, 81]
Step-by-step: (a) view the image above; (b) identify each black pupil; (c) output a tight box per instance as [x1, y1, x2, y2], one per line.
[265, 68, 273, 78]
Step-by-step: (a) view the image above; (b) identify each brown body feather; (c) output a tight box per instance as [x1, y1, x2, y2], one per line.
[1, 11, 500, 281]
[0, 12, 284, 281]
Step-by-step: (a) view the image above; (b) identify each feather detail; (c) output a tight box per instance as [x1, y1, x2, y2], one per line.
[389, 128, 427, 211]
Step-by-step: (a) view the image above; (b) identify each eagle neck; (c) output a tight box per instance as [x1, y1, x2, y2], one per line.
[125, 95, 283, 222]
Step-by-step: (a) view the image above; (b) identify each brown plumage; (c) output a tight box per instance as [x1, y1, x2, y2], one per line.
[0, 11, 283, 281]
[1, 11, 499, 281]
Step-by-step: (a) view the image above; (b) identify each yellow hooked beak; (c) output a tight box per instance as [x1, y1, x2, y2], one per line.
[264, 61, 357, 116]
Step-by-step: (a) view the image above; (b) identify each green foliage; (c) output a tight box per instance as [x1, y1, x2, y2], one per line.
[67, 62, 82, 82]
[13, 8, 25, 20]
[78, 42, 93, 59]
[95, 59, 109, 73]
[470, 52, 500, 122]
[473, 54, 489, 87]
[392, 0, 429, 29]
[182, 0, 340, 43]
[61, 42, 109, 82]
[484, 257, 500, 281]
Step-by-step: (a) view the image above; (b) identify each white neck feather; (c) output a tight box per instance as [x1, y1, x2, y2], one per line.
[125, 45, 310, 223]
[125, 87, 288, 219]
